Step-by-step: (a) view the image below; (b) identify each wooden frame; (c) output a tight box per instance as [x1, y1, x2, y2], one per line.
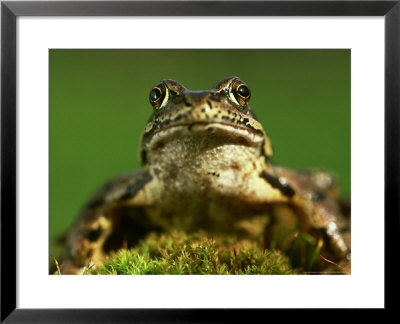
[1, 0, 398, 321]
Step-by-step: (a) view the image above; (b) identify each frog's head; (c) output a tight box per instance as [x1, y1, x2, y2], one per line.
[140, 77, 273, 165]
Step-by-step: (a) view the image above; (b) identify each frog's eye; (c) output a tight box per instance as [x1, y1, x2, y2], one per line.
[237, 84, 250, 98]
[229, 80, 251, 107]
[150, 87, 162, 102]
[149, 83, 168, 110]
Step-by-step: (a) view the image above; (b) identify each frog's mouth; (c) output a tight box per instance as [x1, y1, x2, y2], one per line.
[145, 122, 265, 150]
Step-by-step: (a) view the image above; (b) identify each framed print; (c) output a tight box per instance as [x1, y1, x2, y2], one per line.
[1, 0, 399, 321]
[48, 48, 352, 276]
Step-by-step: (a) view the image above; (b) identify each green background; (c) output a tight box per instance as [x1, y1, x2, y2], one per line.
[50, 49, 351, 253]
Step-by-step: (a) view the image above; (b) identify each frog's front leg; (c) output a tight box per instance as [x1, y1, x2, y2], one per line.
[259, 168, 351, 270]
[63, 170, 158, 274]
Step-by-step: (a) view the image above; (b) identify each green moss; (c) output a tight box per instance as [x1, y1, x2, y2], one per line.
[94, 231, 296, 275]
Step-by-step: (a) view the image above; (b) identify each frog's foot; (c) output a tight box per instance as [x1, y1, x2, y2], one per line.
[261, 168, 351, 271]
[62, 171, 157, 274]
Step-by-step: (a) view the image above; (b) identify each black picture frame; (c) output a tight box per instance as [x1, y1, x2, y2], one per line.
[1, 0, 398, 321]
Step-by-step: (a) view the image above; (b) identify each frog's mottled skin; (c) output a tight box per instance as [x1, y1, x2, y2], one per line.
[63, 77, 350, 274]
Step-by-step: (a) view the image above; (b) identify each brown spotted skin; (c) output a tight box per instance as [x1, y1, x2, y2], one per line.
[63, 77, 350, 274]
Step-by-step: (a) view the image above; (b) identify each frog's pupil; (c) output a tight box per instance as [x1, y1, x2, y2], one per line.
[238, 85, 250, 98]
[150, 88, 162, 102]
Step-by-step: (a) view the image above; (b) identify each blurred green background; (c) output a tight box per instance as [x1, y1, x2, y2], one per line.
[49, 49, 350, 254]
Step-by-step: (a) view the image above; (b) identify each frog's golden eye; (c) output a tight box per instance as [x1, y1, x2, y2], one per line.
[229, 80, 251, 107]
[237, 84, 250, 98]
[149, 83, 168, 110]
[150, 87, 162, 102]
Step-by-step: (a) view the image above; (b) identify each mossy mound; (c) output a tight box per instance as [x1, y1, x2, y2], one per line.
[94, 231, 296, 275]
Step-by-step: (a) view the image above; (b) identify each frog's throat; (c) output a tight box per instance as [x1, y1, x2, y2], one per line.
[144, 122, 265, 151]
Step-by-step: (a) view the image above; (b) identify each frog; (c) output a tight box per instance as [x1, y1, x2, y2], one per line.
[62, 77, 350, 274]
